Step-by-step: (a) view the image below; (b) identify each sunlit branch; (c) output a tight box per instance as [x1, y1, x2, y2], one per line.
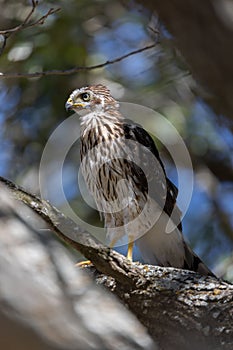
[0, 175, 146, 287]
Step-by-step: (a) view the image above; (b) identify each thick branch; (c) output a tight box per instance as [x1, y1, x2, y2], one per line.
[1, 176, 233, 350]
[0, 188, 154, 350]
[0, 176, 232, 350]
[92, 267, 233, 350]
[0, 176, 147, 288]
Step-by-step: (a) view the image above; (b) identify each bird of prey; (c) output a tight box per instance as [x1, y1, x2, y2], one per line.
[65, 84, 214, 276]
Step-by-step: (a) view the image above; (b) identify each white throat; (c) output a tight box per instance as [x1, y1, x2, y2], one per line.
[79, 111, 104, 134]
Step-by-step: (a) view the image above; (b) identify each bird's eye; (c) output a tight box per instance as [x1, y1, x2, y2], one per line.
[80, 92, 90, 102]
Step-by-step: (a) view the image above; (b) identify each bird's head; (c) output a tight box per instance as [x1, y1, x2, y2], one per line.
[65, 84, 119, 113]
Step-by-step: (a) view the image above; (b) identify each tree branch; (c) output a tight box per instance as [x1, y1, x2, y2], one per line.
[0, 187, 154, 350]
[0, 1, 60, 35]
[0, 0, 60, 56]
[0, 176, 147, 288]
[0, 43, 157, 78]
[93, 266, 233, 350]
[0, 175, 232, 350]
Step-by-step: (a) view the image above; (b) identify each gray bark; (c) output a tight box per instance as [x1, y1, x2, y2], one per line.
[0, 177, 232, 350]
[0, 184, 154, 350]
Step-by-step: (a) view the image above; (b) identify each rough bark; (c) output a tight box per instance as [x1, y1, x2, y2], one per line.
[92, 267, 233, 350]
[134, 0, 233, 124]
[0, 176, 232, 350]
[0, 185, 154, 350]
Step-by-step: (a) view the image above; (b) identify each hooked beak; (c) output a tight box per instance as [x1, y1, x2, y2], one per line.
[65, 98, 85, 111]
[65, 100, 73, 111]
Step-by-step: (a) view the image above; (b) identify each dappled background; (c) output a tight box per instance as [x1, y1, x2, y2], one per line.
[0, 0, 232, 280]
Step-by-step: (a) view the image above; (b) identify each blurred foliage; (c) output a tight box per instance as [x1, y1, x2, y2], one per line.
[0, 0, 232, 279]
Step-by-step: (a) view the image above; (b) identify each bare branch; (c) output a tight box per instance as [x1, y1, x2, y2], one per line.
[0, 2, 60, 35]
[0, 1, 60, 56]
[0, 43, 157, 79]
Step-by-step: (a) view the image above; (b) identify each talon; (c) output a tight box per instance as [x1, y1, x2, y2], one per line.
[75, 260, 93, 268]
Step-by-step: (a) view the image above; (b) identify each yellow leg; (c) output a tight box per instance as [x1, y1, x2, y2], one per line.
[108, 237, 134, 261]
[127, 241, 134, 261]
[109, 237, 118, 249]
[75, 260, 92, 268]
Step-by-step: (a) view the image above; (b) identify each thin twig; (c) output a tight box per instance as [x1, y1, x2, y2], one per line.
[0, 43, 157, 79]
[0, 2, 60, 35]
[0, 1, 60, 56]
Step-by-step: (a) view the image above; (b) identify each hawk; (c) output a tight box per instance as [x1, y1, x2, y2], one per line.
[65, 84, 214, 276]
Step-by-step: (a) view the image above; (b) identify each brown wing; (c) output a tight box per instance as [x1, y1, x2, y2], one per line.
[123, 121, 182, 230]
